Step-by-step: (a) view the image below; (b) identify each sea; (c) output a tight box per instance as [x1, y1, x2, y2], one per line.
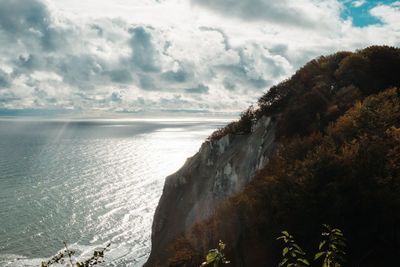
[0, 117, 229, 266]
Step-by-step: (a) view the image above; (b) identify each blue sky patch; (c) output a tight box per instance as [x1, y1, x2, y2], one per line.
[340, 0, 397, 27]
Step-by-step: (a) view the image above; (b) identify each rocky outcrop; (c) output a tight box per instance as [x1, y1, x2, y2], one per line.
[145, 116, 276, 266]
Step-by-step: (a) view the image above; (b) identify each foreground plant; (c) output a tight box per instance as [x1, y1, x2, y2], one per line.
[314, 225, 346, 267]
[277, 231, 310, 267]
[41, 242, 111, 267]
[200, 240, 230, 267]
[277, 225, 346, 267]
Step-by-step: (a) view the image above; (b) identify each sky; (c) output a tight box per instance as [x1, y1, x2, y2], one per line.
[0, 0, 399, 115]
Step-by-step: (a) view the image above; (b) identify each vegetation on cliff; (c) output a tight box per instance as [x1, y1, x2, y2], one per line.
[41, 242, 111, 267]
[210, 45, 400, 140]
[277, 225, 346, 267]
[164, 46, 400, 266]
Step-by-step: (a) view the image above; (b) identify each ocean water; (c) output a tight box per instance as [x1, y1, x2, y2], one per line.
[0, 117, 228, 266]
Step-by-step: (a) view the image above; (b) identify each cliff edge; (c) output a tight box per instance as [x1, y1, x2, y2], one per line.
[145, 116, 276, 266]
[145, 46, 400, 267]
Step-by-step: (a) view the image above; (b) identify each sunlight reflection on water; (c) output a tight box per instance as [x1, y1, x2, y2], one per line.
[0, 118, 230, 266]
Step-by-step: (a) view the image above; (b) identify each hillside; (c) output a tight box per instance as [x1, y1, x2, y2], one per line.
[145, 46, 400, 267]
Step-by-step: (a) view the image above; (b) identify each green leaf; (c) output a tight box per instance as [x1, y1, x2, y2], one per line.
[294, 249, 305, 255]
[282, 231, 290, 237]
[297, 258, 310, 266]
[293, 244, 303, 252]
[283, 247, 289, 256]
[314, 252, 326, 260]
[279, 258, 288, 267]
[335, 232, 344, 237]
[319, 240, 326, 250]
[206, 250, 218, 263]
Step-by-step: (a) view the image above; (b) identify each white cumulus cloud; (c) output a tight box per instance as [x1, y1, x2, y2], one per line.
[0, 0, 399, 113]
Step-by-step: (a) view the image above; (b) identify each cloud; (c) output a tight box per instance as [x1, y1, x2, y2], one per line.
[191, 0, 342, 30]
[211, 43, 293, 95]
[199, 27, 231, 50]
[110, 91, 123, 102]
[161, 68, 190, 83]
[0, 0, 399, 113]
[0, 69, 11, 88]
[370, 2, 400, 27]
[185, 84, 209, 94]
[129, 26, 161, 72]
[139, 74, 157, 90]
[0, 0, 66, 51]
[0, 91, 20, 105]
[352, 0, 366, 8]
[106, 69, 133, 84]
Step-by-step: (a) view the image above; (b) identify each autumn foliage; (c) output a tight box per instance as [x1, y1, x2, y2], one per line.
[168, 46, 400, 266]
[209, 46, 400, 140]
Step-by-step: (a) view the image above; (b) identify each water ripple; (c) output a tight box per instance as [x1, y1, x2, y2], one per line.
[0, 119, 228, 266]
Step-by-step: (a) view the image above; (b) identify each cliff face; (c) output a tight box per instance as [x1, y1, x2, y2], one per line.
[145, 116, 276, 266]
[145, 46, 400, 267]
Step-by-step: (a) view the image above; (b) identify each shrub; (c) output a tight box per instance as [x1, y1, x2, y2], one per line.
[277, 225, 346, 267]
